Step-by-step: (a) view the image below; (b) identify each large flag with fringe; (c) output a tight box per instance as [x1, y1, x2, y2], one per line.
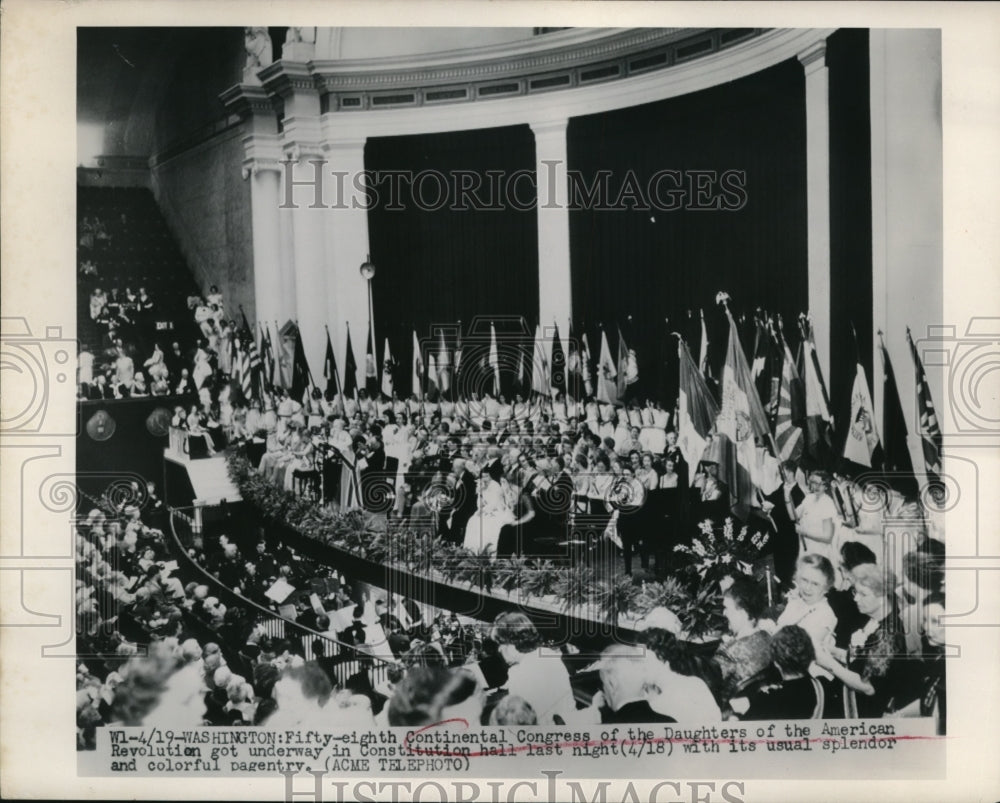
[276, 320, 298, 390]
[437, 329, 451, 396]
[343, 326, 358, 399]
[324, 329, 340, 398]
[489, 323, 501, 396]
[717, 306, 771, 512]
[596, 327, 618, 405]
[566, 321, 581, 399]
[774, 323, 805, 464]
[677, 337, 719, 484]
[879, 332, 918, 497]
[411, 330, 424, 400]
[843, 361, 882, 468]
[365, 326, 379, 398]
[800, 316, 835, 467]
[751, 314, 781, 421]
[531, 324, 549, 397]
[290, 325, 313, 403]
[238, 311, 262, 403]
[259, 322, 275, 394]
[907, 327, 942, 484]
[699, 308, 711, 379]
[549, 322, 566, 399]
[580, 331, 594, 398]
[427, 353, 439, 397]
[381, 338, 395, 399]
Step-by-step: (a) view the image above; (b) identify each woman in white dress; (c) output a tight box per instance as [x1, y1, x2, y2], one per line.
[463, 463, 513, 554]
[638, 400, 667, 455]
[775, 554, 838, 666]
[192, 340, 213, 390]
[795, 471, 841, 563]
[144, 343, 169, 383]
[89, 287, 108, 321]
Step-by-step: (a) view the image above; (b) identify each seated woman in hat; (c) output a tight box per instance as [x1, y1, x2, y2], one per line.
[814, 563, 907, 718]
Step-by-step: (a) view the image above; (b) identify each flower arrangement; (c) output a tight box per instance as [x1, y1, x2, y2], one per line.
[673, 517, 770, 587]
[228, 453, 757, 639]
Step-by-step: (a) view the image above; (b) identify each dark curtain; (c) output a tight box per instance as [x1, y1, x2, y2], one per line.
[828, 29, 874, 455]
[365, 126, 539, 398]
[568, 58, 808, 407]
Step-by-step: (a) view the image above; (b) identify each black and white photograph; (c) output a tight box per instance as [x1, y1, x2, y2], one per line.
[2, 3, 998, 802]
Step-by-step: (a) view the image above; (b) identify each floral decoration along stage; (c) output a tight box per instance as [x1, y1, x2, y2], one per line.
[227, 453, 772, 640]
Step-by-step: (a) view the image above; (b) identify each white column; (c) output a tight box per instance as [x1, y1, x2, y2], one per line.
[222, 84, 285, 331]
[322, 139, 371, 392]
[265, 64, 329, 379]
[278, 203, 297, 327]
[245, 164, 283, 328]
[285, 149, 330, 379]
[798, 42, 831, 384]
[531, 119, 573, 337]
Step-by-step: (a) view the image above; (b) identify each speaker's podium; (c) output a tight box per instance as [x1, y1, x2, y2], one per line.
[163, 440, 241, 535]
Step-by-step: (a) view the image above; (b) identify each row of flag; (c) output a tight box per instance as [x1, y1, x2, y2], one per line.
[676, 298, 943, 512]
[229, 302, 942, 503]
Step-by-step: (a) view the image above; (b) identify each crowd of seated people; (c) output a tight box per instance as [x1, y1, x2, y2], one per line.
[77, 257, 942, 595]
[74, 486, 524, 746]
[243, 379, 941, 594]
[86, 503, 946, 741]
[74, 262, 947, 734]
[78, 278, 233, 402]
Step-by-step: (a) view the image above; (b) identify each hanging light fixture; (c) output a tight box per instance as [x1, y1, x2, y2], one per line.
[359, 254, 376, 281]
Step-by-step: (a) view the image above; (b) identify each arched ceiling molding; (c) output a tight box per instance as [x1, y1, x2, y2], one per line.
[311, 26, 679, 73]
[299, 28, 833, 141]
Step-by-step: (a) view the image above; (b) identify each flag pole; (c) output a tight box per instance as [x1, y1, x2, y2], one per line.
[347, 321, 358, 401]
[325, 323, 344, 403]
[849, 320, 861, 368]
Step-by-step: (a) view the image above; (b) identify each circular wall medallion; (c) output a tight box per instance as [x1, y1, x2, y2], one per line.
[146, 407, 173, 437]
[86, 410, 116, 441]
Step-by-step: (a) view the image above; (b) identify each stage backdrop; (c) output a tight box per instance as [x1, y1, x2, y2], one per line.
[568, 58, 809, 406]
[365, 125, 539, 399]
[827, 28, 874, 452]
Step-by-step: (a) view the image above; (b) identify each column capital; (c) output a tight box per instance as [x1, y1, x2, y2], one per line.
[259, 61, 322, 101]
[322, 137, 368, 153]
[282, 141, 325, 164]
[241, 157, 283, 181]
[281, 117, 325, 163]
[220, 83, 278, 120]
[797, 41, 827, 74]
[529, 118, 569, 139]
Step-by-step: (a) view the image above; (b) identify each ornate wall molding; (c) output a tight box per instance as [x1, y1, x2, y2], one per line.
[309, 28, 833, 140]
[221, 28, 834, 147]
[240, 158, 283, 180]
[302, 28, 764, 111]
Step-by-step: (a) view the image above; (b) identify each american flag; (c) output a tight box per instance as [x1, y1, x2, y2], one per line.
[907, 328, 943, 482]
[232, 311, 261, 401]
[773, 323, 805, 464]
[233, 337, 252, 401]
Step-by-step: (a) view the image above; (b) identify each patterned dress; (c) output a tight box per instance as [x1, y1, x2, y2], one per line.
[846, 613, 906, 717]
